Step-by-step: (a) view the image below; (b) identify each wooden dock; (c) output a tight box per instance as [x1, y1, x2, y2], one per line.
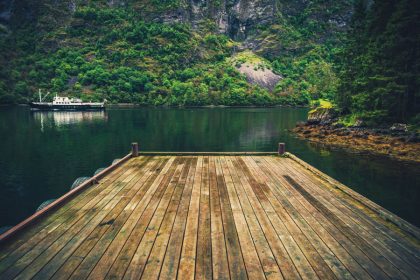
[0, 149, 419, 279]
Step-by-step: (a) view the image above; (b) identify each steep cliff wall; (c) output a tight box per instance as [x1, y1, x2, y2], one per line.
[3, 0, 351, 42]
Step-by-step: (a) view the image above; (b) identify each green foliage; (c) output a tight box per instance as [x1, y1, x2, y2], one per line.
[266, 20, 344, 107]
[303, 61, 338, 100]
[0, 4, 311, 106]
[0, 0, 357, 107]
[337, 0, 420, 126]
[5, 0, 415, 116]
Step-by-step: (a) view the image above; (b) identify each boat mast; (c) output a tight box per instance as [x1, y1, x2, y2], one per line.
[38, 89, 51, 103]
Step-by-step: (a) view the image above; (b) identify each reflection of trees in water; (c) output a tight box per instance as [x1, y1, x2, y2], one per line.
[2, 107, 419, 227]
[32, 111, 107, 130]
[104, 108, 307, 151]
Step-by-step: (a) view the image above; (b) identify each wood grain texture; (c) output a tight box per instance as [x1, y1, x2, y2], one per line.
[0, 155, 419, 280]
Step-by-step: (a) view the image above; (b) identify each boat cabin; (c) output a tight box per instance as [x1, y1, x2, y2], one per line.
[52, 96, 82, 105]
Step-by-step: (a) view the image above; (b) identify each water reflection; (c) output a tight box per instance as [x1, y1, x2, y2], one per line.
[32, 111, 107, 131]
[0, 107, 418, 228]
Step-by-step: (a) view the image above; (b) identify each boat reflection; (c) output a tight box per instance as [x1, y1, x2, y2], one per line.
[32, 111, 108, 131]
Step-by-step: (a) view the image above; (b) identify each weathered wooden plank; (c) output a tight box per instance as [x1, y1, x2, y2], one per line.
[0, 154, 418, 280]
[83, 157, 173, 280]
[137, 152, 278, 156]
[216, 157, 248, 280]
[104, 156, 179, 279]
[195, 156, 212, 280]
[263, 156, 390, 279]
[220, 156, 276, 280]
[277, 158, 417, 278]
[159, 158, 198, 280]
[287, 155, 420, 272]
[230, 157, 302, 279]
[15, 157, 161, 280]
[177, 157, 203, 280]
[287, 153, 420, 241]
[222, 157, 283, 279]
[208, 157, 230, 280]
[139, 158, 193, 280]
[235, 156, 319, 280]
[122, 158, 188, 280]
[0, 156, 144, 265]
[0, 157, 150, 280]
[46, 157, 167, 280]
[243, 156, 338, 280]
[285, 157, 420, 273]
[264, 156, 396, 279]
[284, 173, 406, 279]
[252, 156, 358, 280]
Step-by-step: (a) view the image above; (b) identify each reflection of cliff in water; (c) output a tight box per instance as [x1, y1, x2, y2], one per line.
[32, 111, 107, 131]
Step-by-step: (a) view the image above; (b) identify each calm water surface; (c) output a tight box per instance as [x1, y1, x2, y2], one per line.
[0, 106, 419, 228]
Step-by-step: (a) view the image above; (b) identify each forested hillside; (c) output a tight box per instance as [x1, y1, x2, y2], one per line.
[0, 0, 418, 126]
[338, 0, 420, 125]
[0, 0, 351, 106]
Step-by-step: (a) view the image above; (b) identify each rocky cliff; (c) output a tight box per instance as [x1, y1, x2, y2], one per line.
[0, 0, 354, 104]
[180, 0, 278, 40]
[2, 0, 352, 42]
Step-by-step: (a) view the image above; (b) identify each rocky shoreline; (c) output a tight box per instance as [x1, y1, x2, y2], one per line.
[293, 122, 420, 163]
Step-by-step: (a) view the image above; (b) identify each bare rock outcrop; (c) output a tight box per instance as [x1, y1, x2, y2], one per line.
[237, 64, 281, 91]
[231, 51, 282, 91]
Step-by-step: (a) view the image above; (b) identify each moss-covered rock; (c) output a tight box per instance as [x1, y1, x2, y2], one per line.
[308, 107, 337, 125]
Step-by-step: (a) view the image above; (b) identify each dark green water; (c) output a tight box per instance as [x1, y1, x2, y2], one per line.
[0, 106, 419, 228]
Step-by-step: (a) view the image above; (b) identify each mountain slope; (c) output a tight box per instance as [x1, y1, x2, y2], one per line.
[0, 0, 353, 105]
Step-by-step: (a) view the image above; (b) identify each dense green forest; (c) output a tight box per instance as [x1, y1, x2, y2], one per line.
[338, 0, 420, 126]
[0, 0, 349, 107]
[0, 0, 418, 126]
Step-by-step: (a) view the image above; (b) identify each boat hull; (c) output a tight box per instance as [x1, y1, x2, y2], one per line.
[30, 103, 105, 111]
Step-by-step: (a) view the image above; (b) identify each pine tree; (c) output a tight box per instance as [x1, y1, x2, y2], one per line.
[338, 0, 420, 125]
[337, 0, 369, 114]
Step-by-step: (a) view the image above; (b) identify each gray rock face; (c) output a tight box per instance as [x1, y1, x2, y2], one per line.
[140, 0, 352, 58]
[6, 0, 352, 44]
[228, 0, 277, 40]
[237, 64, 281, 91]
[147, 0, 277, 40]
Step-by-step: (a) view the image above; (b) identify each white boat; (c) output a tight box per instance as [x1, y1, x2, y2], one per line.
[30, 90, 105, 111]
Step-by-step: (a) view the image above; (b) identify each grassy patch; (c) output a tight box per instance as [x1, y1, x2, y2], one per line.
[337, 114, 360, 127]
[229, 51, 272, 70]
